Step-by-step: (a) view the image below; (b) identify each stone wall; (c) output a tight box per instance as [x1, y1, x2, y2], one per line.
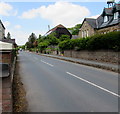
[97, 25, 119, 34]
[78, 21, 96, 38]
[78, 20, 119, 39]
[64, 50, 119, 64]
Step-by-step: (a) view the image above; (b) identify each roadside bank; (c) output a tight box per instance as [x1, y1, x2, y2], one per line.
[12, 60, 28, 112]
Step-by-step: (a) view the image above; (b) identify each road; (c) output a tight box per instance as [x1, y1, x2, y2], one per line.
[18, 51, 118, 112]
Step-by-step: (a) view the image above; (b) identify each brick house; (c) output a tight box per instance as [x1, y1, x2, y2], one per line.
[0, 41, 13, 64]
[45, 24, 72, 39]
[0, 20, 17, 48]
[0, 21, 16, 112]
[0, 20, 17, 68]
[79, 1, 120, 38]
[0, 20, 5, 39]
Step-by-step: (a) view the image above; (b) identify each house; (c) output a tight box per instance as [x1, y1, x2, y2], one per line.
[79, 0, 120, 38]
[0, 20, 17, 48]
[0, 39, 17, 48]
[0, 20, 17, 65]
[0, 20, 5, 39]
[45, 24, 72, 39]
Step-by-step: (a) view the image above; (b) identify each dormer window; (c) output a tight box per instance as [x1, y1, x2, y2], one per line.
[104, 16, 108, 22]
[114, 12, 119, 19]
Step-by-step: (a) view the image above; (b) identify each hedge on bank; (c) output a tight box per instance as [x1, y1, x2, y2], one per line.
[59, 31, 120, 51]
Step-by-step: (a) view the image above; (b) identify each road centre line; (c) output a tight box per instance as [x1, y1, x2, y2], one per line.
[66, 72, 120, 97]
[41, 60, 54, 67]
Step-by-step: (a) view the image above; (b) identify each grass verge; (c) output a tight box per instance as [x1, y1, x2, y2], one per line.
[12, 60, 28, 112]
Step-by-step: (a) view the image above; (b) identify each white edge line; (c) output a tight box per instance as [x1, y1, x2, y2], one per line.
[41, 60, 54, 67]
[66, 72, 120, 98]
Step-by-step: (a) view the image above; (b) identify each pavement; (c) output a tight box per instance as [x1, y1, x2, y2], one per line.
[18, 51, 119, 112]
[41, 54, 119, 73]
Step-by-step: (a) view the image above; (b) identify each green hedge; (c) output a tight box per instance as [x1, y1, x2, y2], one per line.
[59, 31, 120, 51]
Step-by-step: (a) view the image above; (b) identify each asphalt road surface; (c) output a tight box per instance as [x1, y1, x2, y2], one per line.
[18, 51, 119, 112]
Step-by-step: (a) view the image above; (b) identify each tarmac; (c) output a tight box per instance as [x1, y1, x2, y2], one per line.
[41, 54, 119, 73]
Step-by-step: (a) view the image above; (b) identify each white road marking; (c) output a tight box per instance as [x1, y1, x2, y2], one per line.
[41, 60, 54, 67]
[66, 72, 120, 97]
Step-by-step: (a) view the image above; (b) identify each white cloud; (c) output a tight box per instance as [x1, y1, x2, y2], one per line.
[32, 30, 46, 36]
[89, 14, 100, 19]
[20, 8, 40, 19]
[13, 10, 18, 16]
[14, 25, 21, 29]
[0, 2, 12, 16]
[3, 21, 10, 27]
[5, 28, 46, 45]
[0, 2, 17, 16]
[6, 28, 29, 45]
[20, 2, 90, 27]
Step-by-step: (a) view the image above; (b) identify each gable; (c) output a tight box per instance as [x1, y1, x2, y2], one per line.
[0, 20, 5, 29]
[80, 20, 95, 31]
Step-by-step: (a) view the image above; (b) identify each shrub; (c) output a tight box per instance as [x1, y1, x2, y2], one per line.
[86, 31, 120, 51]
[59, 40, 71, 50]
[59, 35, 70, 41]
[38, 41, 49, 51]
[59, 31, 120, 51]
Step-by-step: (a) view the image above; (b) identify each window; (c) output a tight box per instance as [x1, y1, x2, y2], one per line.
[82, 30, 89, 38]
[114, 12, 119, 20]
[86, 30, 89, 37]
[82, 31, 84, 37]
[104, 16, 108, 23]
[84, 30, 86, 37]
[104, 32, 106, 34]
[113, 29, 117, 31]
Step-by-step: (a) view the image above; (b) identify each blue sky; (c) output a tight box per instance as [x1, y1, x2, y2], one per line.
[0, 1, 119, 45]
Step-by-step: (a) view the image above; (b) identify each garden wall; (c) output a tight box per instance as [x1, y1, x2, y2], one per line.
[63, 50, 119, 64]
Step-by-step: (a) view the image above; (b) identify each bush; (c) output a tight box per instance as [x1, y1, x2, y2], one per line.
[87, 31, 120, 51]
[59, 39, 73, 50]
[38, 41, 49, 51]
[58, 31, 120, 51]
[59, 35, 70, 41]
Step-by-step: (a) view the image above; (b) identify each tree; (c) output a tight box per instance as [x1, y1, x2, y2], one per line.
[59, 35, 70, 41]
[28, 33, 36, 43]
[6, 32, 11, 39]
[47, 33, 59, 46]
[25, 42, 32, 49]
[38, 34, 42, 39]
[68, 24, 81, 35]
[38, 41, 49, 52]
[33, 40, 38, 47]
[28, 33, 37, 48]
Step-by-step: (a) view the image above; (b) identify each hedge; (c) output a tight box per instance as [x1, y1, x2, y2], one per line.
[59, 31, 120, 51]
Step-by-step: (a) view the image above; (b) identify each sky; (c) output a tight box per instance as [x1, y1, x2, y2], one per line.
[0, 0, 119, 45]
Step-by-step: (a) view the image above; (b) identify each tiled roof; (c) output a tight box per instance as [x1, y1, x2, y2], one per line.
[85, 18, 98, 28]
[45, 24, 66, 36]
[81, 2, 120, 29]
[0, 39, 16, 45]
[46, 24, 65, 34]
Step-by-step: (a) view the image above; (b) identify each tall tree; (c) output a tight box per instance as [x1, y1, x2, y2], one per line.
[6, 32, 11, 39]
[68, 24, 81, 35]
[38, 34, 42, 39]
[28, 33, 37, 48]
